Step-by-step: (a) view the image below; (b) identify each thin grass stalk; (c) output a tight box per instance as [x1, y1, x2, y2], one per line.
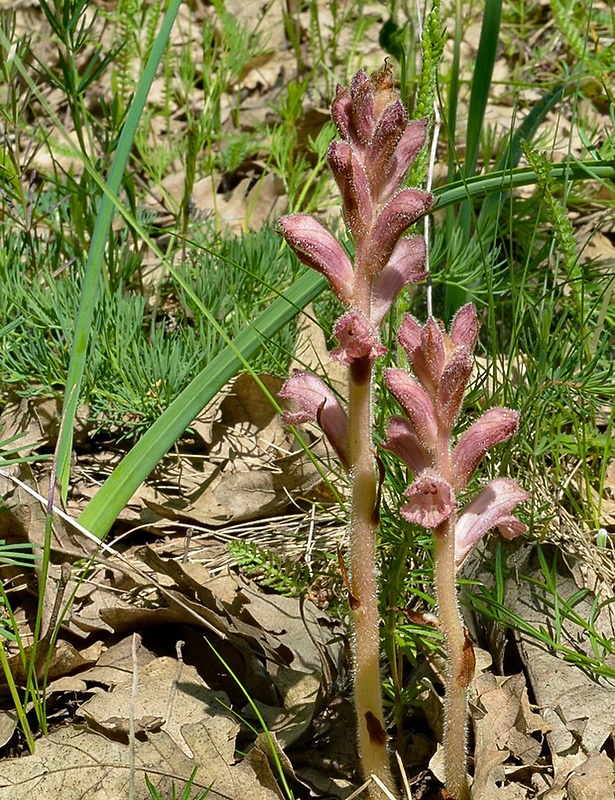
[0, 641, 35, 753]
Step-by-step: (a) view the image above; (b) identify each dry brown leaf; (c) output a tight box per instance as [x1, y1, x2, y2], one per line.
[502, 546, 615, 789]
[78, 655, 227, 757]
[471, 672, 550, 799]
[0, 715, 281, 800]
[565, 752, 615, 800]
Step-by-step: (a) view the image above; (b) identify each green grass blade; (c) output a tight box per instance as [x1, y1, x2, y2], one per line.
[476, 84, 567, 227]
[463, 0, 503, 180]
[446, 0, 502, 315]
[434, 159, 615, 207]
[78, 270, 327, 539]
[54, 0, 184, 499]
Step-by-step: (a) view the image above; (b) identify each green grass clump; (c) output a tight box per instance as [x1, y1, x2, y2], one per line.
[0, 225, 300, 438]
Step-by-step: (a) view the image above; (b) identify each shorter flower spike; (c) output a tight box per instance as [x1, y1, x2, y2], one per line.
[279, 371, 350, 470]
[455, 479, 529, 567]
[384, 306, 527, 556]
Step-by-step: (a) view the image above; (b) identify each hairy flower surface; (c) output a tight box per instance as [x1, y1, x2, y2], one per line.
[402, 470, 457, 528]
[455, 479, 529, 567]
[279, 371, 350, 469]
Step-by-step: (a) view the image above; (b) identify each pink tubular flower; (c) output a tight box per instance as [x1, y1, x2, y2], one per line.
[277, 215, 354, 305]
[384, 368, 438, 450]
[279, 371, 350, 470]
[402, 470, 457, 528]
[366, 189, 433, 274]
[455, 479, 529, 567]
[382, 416, 431, 475]
[331, 311, 387, 366]
[452, 408, 520, 489]
[450, 302, 480, 350]
[371, 237, 427, 325]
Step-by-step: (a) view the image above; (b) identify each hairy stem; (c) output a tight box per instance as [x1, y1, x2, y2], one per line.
[433, 517, 470, 800]
[348, 357, 394, 799]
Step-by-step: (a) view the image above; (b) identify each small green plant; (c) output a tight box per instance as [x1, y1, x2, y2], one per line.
[144, 767, 212, 800]
[465, 542, 615, 681]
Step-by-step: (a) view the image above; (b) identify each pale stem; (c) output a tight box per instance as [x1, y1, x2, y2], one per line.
[433, 517, 470, 800]
[348, 358, 395, 800]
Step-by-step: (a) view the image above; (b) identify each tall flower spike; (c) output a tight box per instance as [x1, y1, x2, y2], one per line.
[278, 67, 434, 800]
[280, 63, 432, 367]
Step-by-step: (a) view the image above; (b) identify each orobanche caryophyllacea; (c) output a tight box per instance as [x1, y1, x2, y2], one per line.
[278, 66, 527, 800]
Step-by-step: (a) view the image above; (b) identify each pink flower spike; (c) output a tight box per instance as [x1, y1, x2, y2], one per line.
[455, 479, 529, 568]
[371, 237, 427, 325]
[278, 214, 354, 305]
[401, 470, 457, 529]
[450, 303, 479, 352]
[331, 311, 387, 366]
[384, 368, 438, 448]
[452, 408, 520, 489]
[279, 371, 350, 470]
[382, 416, 432, 475]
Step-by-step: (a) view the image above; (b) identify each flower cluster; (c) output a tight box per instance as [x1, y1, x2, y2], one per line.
[279, 66, 431, 359]
[279, 65, 432, 450]
[383, 305, 528, 567]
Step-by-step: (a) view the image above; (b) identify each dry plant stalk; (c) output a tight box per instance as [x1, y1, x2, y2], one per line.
[278, 67, 527, 800]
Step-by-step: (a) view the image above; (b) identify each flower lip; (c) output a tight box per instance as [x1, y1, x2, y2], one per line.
[331, 311, 387, 366]
[401, 470, 457, 529]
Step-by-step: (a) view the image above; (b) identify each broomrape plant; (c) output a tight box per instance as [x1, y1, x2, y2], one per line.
[278, 66, 527, 800]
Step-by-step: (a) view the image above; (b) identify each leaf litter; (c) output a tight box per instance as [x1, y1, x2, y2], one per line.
[0, 0, 614, 796]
